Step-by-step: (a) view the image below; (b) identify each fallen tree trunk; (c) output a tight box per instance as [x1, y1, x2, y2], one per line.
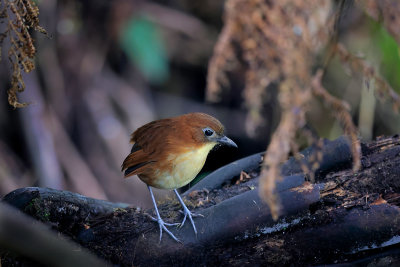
[1, 136, 400, 266]
[0, 202, 107, 267]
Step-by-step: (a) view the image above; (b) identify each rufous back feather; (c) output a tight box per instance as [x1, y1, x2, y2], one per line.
[121, 113, 225, 180]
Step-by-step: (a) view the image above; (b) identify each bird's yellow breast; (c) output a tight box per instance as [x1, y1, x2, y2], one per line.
[148, 143, 216, 189]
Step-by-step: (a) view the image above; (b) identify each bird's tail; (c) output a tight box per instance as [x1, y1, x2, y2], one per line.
[121, 149, 154, 177]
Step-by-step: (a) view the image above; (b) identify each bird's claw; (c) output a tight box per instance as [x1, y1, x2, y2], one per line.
[149, 215, 179, 227]
[178, 210, 204, 217]
[145, 213, 181, 242]
[153, 217, 181, 243]
[178, 208, 202, 235]
[156, 218, 181, 243]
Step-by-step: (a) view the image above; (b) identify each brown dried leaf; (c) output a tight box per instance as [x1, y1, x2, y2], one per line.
[0, 0, 46, 108]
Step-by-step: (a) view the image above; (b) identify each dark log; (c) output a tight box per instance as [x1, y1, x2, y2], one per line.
[1, 136, 400, 266]
[0, 202, 107, 267]
[185, 135, 354, 196]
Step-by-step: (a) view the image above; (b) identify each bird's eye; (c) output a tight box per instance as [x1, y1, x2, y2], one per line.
[203, 127, 214, 137]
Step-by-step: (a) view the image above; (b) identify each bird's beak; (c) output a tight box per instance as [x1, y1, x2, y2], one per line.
[217, 135, 238, 148]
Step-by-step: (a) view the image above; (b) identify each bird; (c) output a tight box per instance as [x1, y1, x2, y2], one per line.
[121, 112, 237, 242]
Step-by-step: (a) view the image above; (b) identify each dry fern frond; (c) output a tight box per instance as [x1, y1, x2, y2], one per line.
[290, 130, 324, 183]
[336, 43, 400, 113]
[311, 69, 361, 171]
[0, 0, 47, 108]
[356, 0, 400, 45]
[206, 0, 237, 103]
[206, 0, 368, 220]
[207, 0, 335, 219]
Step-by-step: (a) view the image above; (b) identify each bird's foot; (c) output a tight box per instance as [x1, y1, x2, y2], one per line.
[178, 208, 203, 235]
[178, 209, 204, 219]
[146, 214, 181, 243]
[149, 215, 180, 226]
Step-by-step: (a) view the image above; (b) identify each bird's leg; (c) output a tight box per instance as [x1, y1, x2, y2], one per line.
[147, 186, 180, 243]
[173, 189, 203, 235]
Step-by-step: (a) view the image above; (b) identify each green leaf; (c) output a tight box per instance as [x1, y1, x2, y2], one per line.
[371, 20, 400, 92]
[119, 16, 169, 84]
[191, 171, 211, 186]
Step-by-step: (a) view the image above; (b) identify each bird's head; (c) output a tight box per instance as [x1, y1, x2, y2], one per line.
[181, 113, 237, 149]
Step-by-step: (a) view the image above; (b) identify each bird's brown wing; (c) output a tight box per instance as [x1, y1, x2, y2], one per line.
[121, 119, 173, 177]
[121, 143, 155, 177]
[122, 116, 191, 178]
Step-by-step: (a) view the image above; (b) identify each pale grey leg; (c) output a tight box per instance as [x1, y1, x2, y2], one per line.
[148, 186, 180, 242]
[173, 189, 202, 236]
